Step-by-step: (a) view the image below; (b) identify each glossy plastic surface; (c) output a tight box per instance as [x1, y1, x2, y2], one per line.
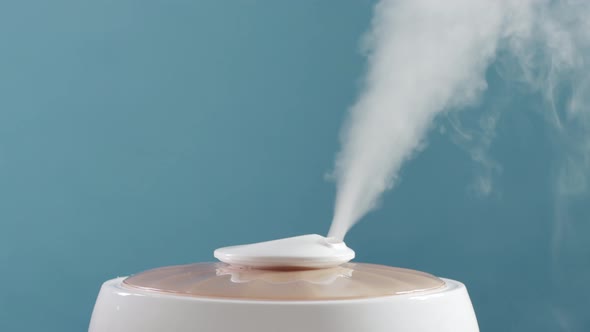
[90, 277, 479, 332]
[214, 234, 355, 269]
[123, 262, 445, 300]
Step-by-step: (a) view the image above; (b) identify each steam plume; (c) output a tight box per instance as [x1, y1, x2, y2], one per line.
[328, 0, 590, 240]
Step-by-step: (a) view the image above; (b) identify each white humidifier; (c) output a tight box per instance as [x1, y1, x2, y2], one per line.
[88, 234, 479, 332]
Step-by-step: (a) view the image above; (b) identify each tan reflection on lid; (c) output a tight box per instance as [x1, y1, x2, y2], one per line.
[123, 262, 445, 301]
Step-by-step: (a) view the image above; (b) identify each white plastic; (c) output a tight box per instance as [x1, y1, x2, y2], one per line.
[88, 277, 480, 332]
[213, 234, 355, 269]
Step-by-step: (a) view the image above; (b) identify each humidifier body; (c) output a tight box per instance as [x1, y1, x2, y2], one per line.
[89, 236, 479, 331]
[89, 276, 479, 332]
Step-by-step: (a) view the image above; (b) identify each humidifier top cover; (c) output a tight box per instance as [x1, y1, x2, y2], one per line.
[123, 234, 445, 301]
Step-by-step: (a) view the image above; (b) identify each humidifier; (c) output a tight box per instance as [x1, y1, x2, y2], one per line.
[88, 234, 479, 332]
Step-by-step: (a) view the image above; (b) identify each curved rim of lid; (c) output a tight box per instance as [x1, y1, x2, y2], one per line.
[119, 278, 452, 303]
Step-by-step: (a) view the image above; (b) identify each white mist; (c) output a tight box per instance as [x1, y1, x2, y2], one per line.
[329, 0, 590, 240]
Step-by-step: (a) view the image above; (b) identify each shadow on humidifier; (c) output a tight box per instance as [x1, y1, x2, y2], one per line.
[88, 234, 479, 332]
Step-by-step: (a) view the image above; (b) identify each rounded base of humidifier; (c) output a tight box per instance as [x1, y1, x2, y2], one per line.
[89, 275, 479, 332]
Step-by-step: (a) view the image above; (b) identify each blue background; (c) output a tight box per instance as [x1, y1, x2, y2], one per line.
[0, 1, 588, 331]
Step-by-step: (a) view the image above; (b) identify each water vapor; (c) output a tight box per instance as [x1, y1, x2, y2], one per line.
[328, 0, 590, 241]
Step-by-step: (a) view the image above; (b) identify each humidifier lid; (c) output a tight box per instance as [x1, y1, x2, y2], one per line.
[122, 234, 445, 301]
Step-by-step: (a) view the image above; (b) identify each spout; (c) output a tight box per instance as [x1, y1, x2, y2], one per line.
[214, 234, 355, 270]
